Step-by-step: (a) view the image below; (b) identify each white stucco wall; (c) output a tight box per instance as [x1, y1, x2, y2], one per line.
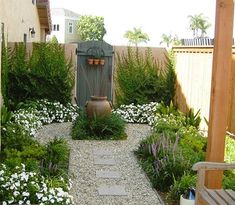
[50, 15, 65, 43]
[0, 0, 41, 42]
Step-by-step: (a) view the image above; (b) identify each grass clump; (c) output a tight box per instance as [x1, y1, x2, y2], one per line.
[71, 112, 127, 140]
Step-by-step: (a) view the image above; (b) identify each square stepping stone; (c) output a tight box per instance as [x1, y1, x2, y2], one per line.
[98, 185, 127, 196]
[93, 149, 113, 156]
[96, 170, 121, 179]
[94, 158, 116, 165]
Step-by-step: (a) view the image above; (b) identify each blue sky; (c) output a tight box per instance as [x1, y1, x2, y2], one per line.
[50, 0, 216, 46]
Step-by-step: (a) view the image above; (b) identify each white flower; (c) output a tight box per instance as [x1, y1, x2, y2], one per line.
[13, 190, 20, 196]
[15, 181, 20, 187]
[23, 191, 30, 196]
[19, 200, 24, 205]
[42, 196, 48, 202]
[36, 193, 43, 199]
[11, 173, 18, 178]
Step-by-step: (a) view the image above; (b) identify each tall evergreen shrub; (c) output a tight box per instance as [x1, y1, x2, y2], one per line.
[1, 34, 10, 107]
[6, 43, 74, 109]
[115, 48, 176, 106]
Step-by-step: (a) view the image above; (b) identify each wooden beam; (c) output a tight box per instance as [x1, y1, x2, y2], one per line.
[229, 55, 235, 133]
[206, 0, 234, 188]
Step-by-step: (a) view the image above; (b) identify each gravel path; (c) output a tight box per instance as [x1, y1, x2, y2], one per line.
[35, 123, 164, 205]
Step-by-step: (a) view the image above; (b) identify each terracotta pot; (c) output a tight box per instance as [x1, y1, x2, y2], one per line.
[94, 59, 100, 65]
[87, 58, 94, 65]
[100, 59, 105, 65]
[86, 96, 112, 119]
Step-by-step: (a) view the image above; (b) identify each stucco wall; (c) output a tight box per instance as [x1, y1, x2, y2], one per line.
[0, 24, 2, 106]
[0, 0, 41, 42]
[50, 15, 65, 43]
[64, 18, 79, 43]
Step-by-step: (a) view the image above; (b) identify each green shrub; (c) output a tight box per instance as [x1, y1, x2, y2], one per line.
[1, 106, 13, 127]
[153, 114, 185, 134]
[41, 138, 70, 177]
[156, 101, 179, 116]
[225, 135, 235, 163]
[167, 173, 197, 202]
[1, 123, 35, 151]
[5, 43, 74, 109]
[3, 143, 46, 172]
[178, 126, 206, 164]
[184, 109, 201, 129]
[1, 31, 10, 107]
[115, 48, 176, 106]
[72, 112, 126, 140]
[223, 170, 235, 190]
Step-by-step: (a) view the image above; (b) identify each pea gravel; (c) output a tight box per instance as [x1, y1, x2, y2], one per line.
[35, 122, 164, 205]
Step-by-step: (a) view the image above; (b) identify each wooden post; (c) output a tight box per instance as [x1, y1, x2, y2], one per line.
[206, 0, 234, 188]
[229, 53, 235, 133]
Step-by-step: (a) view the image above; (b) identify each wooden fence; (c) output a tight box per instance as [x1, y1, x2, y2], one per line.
[173, 46, 235, 133]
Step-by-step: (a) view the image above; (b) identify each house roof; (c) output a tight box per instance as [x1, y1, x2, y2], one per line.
[37, 0, 52, 34]
[51, 8, 80, 19]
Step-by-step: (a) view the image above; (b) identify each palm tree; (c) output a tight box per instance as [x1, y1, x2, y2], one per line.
[199, 19, 211, 37]
[160, 33, 173, 47]
[160, 34, 181, 48]
[188, 13, 211, 38]
[124, 27, 150, 47]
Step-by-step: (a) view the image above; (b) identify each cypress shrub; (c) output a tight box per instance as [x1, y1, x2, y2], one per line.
[1, 36, 11, 108]
[115, 47, 176, 106]
[5, 42, 74, 109]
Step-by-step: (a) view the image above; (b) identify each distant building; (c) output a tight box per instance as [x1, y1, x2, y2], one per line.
[0, 0, 52, 43]
[48, 8, 80, 43]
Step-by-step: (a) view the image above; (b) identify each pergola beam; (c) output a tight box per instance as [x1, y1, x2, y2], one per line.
[206, 0, 234, 188]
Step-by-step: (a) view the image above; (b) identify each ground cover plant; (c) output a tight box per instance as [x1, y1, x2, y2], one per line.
[131, 102, 235, 203]
[71, 112, 126, 140]
[3, 99, 79, 137]
[0, 164, 73, 205]
[0, 100, 79, 204]
[115, 48, 176, 106]
[113, 102, 159, 125]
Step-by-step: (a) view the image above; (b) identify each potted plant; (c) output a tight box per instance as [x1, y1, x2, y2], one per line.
[93, 58, 100, 65]
[93, 52, 101, 65]
[99, 58, 105, 65]
[87, 57, 94, 65]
